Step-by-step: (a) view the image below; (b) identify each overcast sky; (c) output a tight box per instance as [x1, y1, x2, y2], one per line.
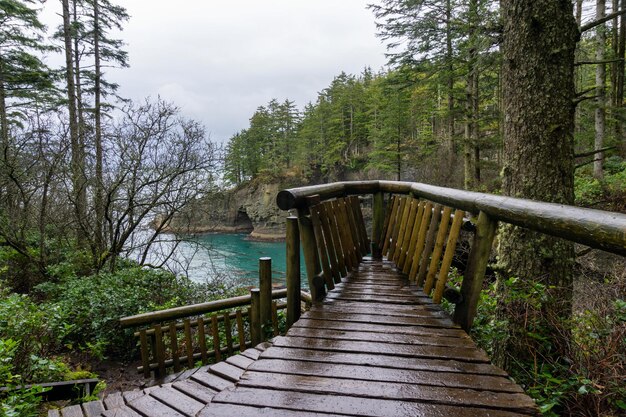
[42, 1, 388, 143]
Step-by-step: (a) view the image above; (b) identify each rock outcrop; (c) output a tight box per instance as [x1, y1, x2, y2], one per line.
[164, 179, 295, 240]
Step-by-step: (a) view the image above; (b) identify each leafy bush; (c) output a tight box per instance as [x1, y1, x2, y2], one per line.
[0, 289, 70, 382]
[36, 266, 243, 358]
[0, 339, 45, 417]
[575, 157, 626, 211]
[470, 277, 626, 416]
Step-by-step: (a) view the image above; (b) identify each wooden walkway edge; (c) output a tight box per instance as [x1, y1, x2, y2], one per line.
[51, 259, 538, 417]
[47, 345, 270, 417]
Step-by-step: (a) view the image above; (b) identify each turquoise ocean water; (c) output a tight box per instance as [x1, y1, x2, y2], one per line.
[171, 233, 304, 288]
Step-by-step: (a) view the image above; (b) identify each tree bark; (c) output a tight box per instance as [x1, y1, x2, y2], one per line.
[464, 0, 481, 191]
[94, 0, 105, 261]
[497, 0, 578, 368]
[445, 0, 455, 162]
[617, 0, 626, 155]
[62, 0, 87, 244]
[0, 58, 13, 213]
[595, 0, 607, 179]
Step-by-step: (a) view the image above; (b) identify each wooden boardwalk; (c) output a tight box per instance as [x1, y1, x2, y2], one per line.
[51, 259, 537, 416]
[200, 259, 537, 416]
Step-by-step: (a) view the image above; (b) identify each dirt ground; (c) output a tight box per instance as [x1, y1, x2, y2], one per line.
[91, 359, 149, 395]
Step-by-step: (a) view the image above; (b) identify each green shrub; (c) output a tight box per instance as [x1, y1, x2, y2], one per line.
[0, 339, 45, 417]
[37, 266, 243, 359]
[0, 290, 70, 382]
[575, 157, 626, 211]
[470, 278, 626, 416]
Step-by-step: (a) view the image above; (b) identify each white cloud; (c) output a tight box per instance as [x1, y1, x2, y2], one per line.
[41, 0, 388, 142]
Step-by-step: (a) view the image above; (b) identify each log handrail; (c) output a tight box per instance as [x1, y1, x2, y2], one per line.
[277, 180, 626, 256]
[120, 288, 288, 328]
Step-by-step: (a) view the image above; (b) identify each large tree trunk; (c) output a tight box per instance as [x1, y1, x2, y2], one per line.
[595, 0, 607, 179]
[496, 0, 578, 368]
[62, 0, 87, 244]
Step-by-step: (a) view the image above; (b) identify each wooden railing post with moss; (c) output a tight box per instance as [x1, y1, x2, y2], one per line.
[277, 180, 626, 331]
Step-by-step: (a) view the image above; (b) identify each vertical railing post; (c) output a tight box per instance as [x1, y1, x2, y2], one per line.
[259, 257, 272, 326]
[297, 205, 325, 301]
[453, 211, 498, 331]
[371, 191, 384, 259]
[250, 288, 262, 346]
[286, 216, 301, 328]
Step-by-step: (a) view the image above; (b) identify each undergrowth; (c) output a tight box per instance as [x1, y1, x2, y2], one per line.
[0, 262, 242, 414]
[468, 277, 625, 416]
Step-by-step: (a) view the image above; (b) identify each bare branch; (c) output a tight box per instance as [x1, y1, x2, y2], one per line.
[581, 8, 626, 32]
[575, 146, 616, 158]
[575, 58, 624, 66]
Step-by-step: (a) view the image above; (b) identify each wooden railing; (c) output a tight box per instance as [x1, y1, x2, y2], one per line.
[277, 180, 626, 330]
[120, 258, 311, 378]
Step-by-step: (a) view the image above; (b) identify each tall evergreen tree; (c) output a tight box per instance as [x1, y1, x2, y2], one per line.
[0, 0, 55, 220]
[496, 0, 579, 368]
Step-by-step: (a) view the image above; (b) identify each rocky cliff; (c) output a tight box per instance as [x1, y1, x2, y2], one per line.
[165, 180, 294, 240]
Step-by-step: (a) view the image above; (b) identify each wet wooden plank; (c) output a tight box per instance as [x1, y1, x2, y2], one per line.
[103, 392, 124, 409]
[198, 402, 335, 417]
[338, 277, 408, 287]
[60, 405, 84, 417]
[336, 277, 415, 285]
[101, 405, 143, 417]
[320, 299, 440, 312]
[172, 367, 199, 382]
[331, 282, 413, 291]
[285, 327, 474, 348]
[259, 346, 507, 376]
[149, 385, 204, 416]
[209, 361, 245, 382]
[240, 348, 261, 360]
[82, 401, 105, 417]
[226, 354, 255, 369]
[239, 372, 537, 413]
[122, 390, 143, 403]
[162, 367, 199, 385]
[271, 336, 490, 362]
[311, 303, 449, 319]
[190, 370, 233, 391]
[255, 341, 272, 351]
[292, 318, 467, 338]
[329, 288, 430, 300]
[212, 387, 534, 417]
[324, 292, 427, 305]
[248, 359, 522, 392]
[128, 394, 186, 417]
[303, 310, 455, 328]
[142, 384, 160, 394]
[332, 283, 429, 295]
[344, 269, 405, 277]
[172, 379, 217, 404]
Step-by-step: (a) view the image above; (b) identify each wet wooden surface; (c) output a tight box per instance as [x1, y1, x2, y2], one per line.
[51, 259, 537, 416]
[48, 348, 265, 417]
[200, 259, 538, 416]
